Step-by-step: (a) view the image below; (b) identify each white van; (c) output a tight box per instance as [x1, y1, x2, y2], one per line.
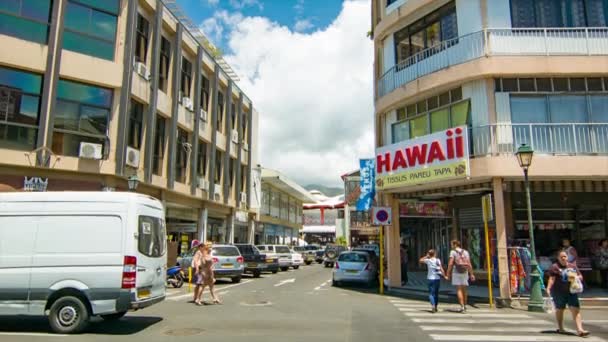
[0, 191, 167, 333]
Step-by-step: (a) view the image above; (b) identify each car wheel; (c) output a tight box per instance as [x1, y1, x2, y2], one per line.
[293, 266, 299, 270]
[100, 311, 127, 321]
[253, 270, 261, 278]
[280, 267, 289, 271]
[332, 279, 340, 287]
[305, 261, 312, 265]
[271, 270, 278, 274]
[231, 276, 242, 283]
[48, 296, 90, 334]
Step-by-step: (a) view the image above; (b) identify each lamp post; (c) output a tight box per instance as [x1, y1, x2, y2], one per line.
[127, 175, 139, 192]
[515, 144, 543, 312]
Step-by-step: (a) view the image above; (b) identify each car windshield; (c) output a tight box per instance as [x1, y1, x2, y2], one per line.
[338, 253, 368, 263]
[294, 247, 306, 252]
[236, 245, 257, 254]
[275, 246, 290, 253]
[213, 246, 240, 256]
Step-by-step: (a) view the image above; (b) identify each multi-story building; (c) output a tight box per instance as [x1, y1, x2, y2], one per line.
[372, 0, 608, 299]
[342, 170, 379, 246]
[0, 0, 259, 250]
[303, 191, 345, 245]
[257, 168, 314, 245]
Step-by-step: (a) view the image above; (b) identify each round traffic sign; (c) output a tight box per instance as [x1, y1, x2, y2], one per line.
[375, 209, 389, 222]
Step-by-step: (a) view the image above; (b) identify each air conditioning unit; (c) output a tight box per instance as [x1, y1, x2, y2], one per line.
[181, 95, 194, 111]
[79, 142, 103, 160]
[239, 192, 247, 203]
[134, 62, 150, 81]
[198, 177, 209, 191]
[243, 142, 249, 151]
[231, 129, 239, 143]
[126, 146, 140, 168]
[200, 108, 208, 122]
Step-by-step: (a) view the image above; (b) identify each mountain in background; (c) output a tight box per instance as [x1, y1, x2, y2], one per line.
[303, 184, 343, 197]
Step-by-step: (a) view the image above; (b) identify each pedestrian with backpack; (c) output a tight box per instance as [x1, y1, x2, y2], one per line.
[447, 240, 475, 313]
[419, 249, 448, 313]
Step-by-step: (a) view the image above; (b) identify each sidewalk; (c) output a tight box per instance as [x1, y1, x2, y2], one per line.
[387, 272, 608, 308]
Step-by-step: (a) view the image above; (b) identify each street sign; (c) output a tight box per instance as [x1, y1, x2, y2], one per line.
[371, 206, 392, 226]
[482, 193, 494, 221]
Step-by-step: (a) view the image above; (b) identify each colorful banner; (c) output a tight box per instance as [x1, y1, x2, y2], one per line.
[399, 200, 449, 218]
[356, 159, 375, 211]
[375, 126, 470, 190]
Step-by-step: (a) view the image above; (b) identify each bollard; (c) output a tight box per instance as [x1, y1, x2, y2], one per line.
[188, 267, 192, 293]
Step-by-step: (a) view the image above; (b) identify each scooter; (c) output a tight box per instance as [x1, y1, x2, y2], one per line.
[167, 266, 185, 288]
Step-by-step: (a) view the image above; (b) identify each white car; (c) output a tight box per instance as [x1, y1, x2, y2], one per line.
[289, 249, 303, 269]
[257, 245, 293, 271]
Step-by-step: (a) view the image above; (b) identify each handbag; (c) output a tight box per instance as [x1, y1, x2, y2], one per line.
[569, 276, 584, 294]
[543, 297, 555, 314]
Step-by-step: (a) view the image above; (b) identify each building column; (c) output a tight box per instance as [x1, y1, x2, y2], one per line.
[387, 194, 402, 288]
[198, 207, 208, 243]
[227, 214, 235, 244]
[493, 177, 511, 303]
[248, 219, 255, 244]
[166, 24, 183, 189]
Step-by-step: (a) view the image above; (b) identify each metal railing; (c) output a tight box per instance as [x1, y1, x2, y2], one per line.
[470, 123, 608, 156]
[378, 27, 608, 97]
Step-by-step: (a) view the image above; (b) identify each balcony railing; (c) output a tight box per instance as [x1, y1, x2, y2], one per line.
[378, 27, 608, 98]
[470, 123, 608, 157]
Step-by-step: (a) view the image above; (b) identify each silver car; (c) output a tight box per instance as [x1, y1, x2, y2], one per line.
[332, 251, 377, 287]
[211, 245, 245, 283]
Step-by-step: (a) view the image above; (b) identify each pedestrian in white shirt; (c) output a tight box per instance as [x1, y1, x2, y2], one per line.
[419, 249, 447, 313]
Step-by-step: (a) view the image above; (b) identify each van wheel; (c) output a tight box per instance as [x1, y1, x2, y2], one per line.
[271, 270, 278, 274]
[48, 296, 90, 334]
[100, 311, 127, 321]
[232, 276, 242, 283]
[293, 266, 299, 270]
[305, 261, 312, 265]
[280, 267, 289, 272]
[253, 270, 261, 278]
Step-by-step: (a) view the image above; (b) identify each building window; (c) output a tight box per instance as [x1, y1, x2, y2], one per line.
[128, 100, 143, 149]
[242, 111, 248, 142]
[180, 57, 192, 98]
[217, 91, 224, 132]
[511, 0, 608, 28]
[496, 77, 608, 93]
[175, 128, 188, 183]
[0, 0, 52, 44]
[63, 0, 119, 61]
[153, 115, 166, 176]
[231, 102, 236, 130]
[135, 14, 149, 64]
[0, 66, 42, 150]
[214, 150, 223, 184]
[159, 37, 171, 92]
[280, 193, 289, 221]
[197, 140, 207, 177]
[53, 79, 112, 157]
[262, 184, 270, 215]
[270, 189, 280, 218]
[229, 158, 236, 187]
[393, 2, 458, 66]
[201, 75, 210, 113]
[241, 165, 246, 192]
[391, 87, 469, 143]
[386, 0, 399, 6]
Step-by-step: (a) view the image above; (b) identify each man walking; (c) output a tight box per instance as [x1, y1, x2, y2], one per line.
[400, 244, 409, 286]
[447, 240, 475, 312]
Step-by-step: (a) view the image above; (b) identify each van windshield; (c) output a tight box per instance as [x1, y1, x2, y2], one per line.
[138, 216, 166, 258]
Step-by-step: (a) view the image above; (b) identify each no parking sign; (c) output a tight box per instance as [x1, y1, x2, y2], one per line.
[371, 207, 392, 226]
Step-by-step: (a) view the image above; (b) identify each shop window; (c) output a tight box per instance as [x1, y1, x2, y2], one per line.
[53, 79, 112, 157]
[175, 128, 188, 183]
[0, 0, 52, 44]
[197, 140, 207, 178]
[159, 37, 171, 92]
[0, 66, 42, 151]
[63, 0, 119, 60]
[153, 115, 166, 176]
[128, 100, 143, 149]
[180, 57, 192, 98]
[135, 14, 149, 64]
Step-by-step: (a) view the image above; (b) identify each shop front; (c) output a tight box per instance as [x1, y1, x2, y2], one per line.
[208, 217, 227, 244]
[261, 223, 296, 245]
[233, 210, 250, 244]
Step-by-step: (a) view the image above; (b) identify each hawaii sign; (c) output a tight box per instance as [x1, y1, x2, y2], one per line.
[375, 126, 470, 190]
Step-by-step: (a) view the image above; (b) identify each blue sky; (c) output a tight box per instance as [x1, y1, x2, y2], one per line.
[176, 0, 344, 51]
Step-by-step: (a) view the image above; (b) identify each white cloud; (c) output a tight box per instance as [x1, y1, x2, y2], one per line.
[229, 0, 264, 11]
[294, 19, 314, 32]
[219, 0, 373, 187]
[205, 0, 219, 6]
[200, 10, 244, 46]
[294, 0, 305, 14]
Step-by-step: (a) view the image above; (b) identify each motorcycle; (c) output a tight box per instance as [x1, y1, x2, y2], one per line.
[166, 266, 185, 288]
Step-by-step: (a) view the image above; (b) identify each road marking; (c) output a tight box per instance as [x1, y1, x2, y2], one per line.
[585, 320, 608, 323]
[0, 333, 68, 337]
[420, 326, 548, 332]
[429, 334, 605, 341]
[314, 280, 332, 290]
[411, 318, 550, 324]
[399, 308, 498, 313]
[274, 278, 296, 287]
[167, 280, 253, 301]
[405, 312, 530, 318]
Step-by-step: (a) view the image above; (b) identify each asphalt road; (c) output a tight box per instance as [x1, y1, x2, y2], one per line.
[0, 264, 606, 342]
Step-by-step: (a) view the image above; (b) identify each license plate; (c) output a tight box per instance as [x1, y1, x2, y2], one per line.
[222, 263, 234, 268]
[247, 263, 257, 267]
[266, 259, 274, 263]
[346, 270, 358, 274]
[137, 288, 151, 298]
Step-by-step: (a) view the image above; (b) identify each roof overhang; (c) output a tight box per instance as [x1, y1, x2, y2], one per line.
[261, 168, 316, 203]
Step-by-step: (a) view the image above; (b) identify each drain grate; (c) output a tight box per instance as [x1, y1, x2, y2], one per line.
[240, 300, 272, 307]
[163, 328, 205, 336]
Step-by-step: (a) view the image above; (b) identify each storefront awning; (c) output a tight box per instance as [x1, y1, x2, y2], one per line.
[303, 225, 336, 234]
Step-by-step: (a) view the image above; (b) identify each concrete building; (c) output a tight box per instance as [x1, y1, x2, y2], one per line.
[342, 170, 379, 246]
[303, 191, 346, 245]
[372, 0, 608, 299]
[257, 168, 315, 245]
[0, 0, 259, 254]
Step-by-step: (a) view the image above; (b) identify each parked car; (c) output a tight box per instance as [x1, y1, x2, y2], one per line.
[234, 244, 278, 277]
[323, 244, 348, 268]
[351, 248, 379, 269]
[289, 248, 303, 269]
[294, 246, 315, 265]
[332, 251, 377, 287]
[315, 247, 326, 263]
[257, 245, 293, 271]
[0, 192, 166, 334]
[211, 245, 244, 283]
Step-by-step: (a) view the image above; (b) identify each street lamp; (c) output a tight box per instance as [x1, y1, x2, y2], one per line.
[515, 144, 543, 312]
[127, 175, 139, 192]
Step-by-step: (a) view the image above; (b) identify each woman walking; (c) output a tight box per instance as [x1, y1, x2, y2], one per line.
[194, 242, 222, 305]
[419, 249, 447, 313]
[597, 239, 608, 289]
[546, 250, 589, 337]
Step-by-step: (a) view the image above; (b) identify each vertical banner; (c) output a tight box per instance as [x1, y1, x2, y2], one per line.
[357, 159, 375, 211]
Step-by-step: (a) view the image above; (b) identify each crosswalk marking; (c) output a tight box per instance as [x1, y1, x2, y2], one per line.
[411, 318, 550, 324]
[429, 334, 604, 341]
[399, 308, 500, 313]
[405, 312, 530, 318]
[420, 326, 548, 332]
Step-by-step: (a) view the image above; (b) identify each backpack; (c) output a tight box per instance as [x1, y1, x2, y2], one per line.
[454, 249, 470, 273]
